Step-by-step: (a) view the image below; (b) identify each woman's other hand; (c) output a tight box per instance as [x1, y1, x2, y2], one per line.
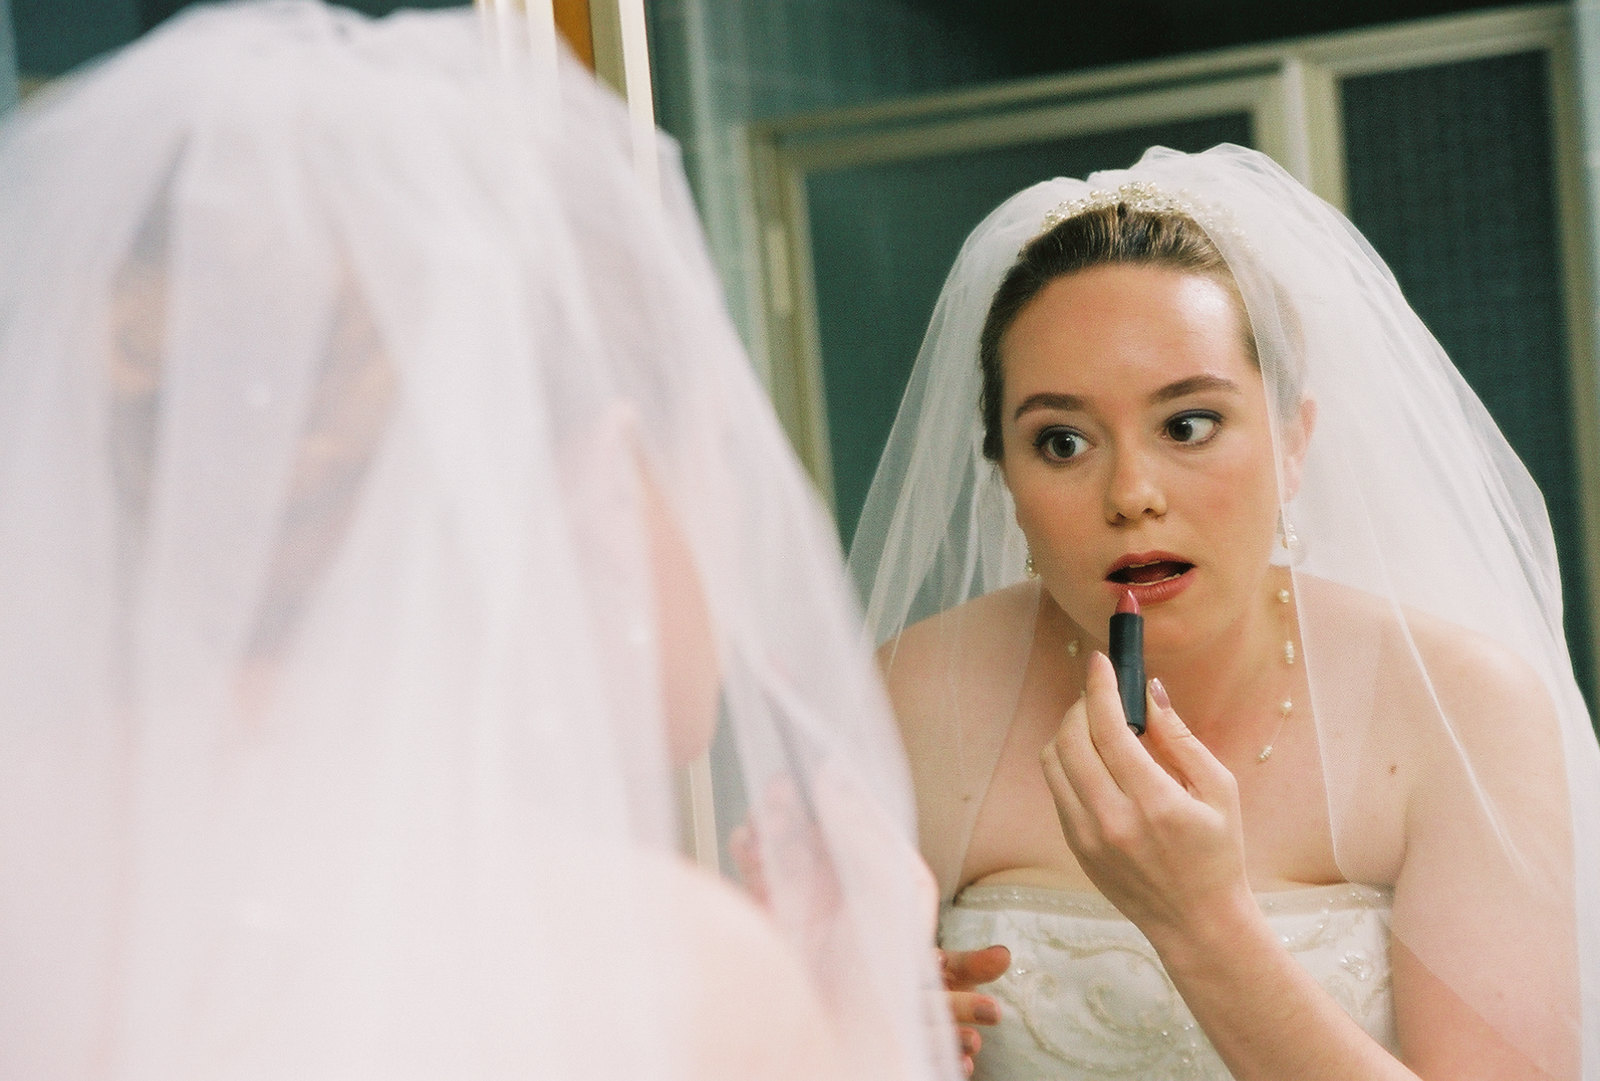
[1039, 651, 1252, 941]
[939, 945, 1009, 1076]
[737, 805, 1000, 1075]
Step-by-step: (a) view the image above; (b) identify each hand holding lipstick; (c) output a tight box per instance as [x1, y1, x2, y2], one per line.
[1039, 652, 1252, 943]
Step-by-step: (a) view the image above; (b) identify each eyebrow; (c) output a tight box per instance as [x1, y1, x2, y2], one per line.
[1013, 373, 1244, 421]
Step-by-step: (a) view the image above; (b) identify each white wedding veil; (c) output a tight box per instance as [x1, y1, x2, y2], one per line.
[850, 144, 1600, 1077]
[0, 4, 952, 1077]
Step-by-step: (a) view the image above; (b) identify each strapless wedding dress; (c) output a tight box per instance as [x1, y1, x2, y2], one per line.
[940, 882, 1396, 1080]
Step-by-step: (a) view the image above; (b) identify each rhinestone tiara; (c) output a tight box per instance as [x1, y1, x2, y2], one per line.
[1038, 179, 1233, 240]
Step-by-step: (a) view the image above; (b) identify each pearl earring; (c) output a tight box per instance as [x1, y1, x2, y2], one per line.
[1276, 512, 1304, 564]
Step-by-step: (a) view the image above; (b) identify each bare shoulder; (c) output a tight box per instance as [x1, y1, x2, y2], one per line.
[876, 581, 1040, 717]
[875, 585, 1042, 890]
[1295, 575, 1562, 757]
[638, 853, 848, 1081]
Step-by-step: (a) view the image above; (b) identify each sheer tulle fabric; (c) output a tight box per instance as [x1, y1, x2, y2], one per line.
[0, 5, 952, 1078]
[850, 144, 1600, 1077]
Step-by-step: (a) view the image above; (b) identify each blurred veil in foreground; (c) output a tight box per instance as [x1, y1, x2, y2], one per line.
[0, 4, 952, 1077]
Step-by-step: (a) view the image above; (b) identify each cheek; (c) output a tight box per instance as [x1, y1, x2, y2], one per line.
[1005, 468, 1105, 583]
[1188, 447, 1282, 555]
[1006, 466, 1083, 539]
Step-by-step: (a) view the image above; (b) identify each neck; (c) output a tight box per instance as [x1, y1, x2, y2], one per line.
[1146, 567, 1297, 755]
[1035, 569, 1299, 758]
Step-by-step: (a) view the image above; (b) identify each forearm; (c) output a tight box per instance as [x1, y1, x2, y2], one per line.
[1148, 893, 1416, 1081]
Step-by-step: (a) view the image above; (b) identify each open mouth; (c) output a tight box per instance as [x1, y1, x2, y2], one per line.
[1107, 559, 1193, 586]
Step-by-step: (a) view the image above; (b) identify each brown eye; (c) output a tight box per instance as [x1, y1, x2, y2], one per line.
[1166, 411, 1220, 445]
[1035, 426, 1087, 462]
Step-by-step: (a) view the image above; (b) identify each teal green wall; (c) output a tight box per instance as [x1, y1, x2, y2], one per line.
[1, 0, 17, 114]
[896, 0, 1533, 80]
[1342, 50, 1593, 697]
[11, 0, 137, 76]
[645, 0, 1011, 380]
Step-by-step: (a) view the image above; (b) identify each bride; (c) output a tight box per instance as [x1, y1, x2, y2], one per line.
[0, 4, 954, 1077]
[852, 144, 1600, 1079]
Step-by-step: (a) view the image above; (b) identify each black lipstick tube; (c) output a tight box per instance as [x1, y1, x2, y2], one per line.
[1109, 603, 1145, 735]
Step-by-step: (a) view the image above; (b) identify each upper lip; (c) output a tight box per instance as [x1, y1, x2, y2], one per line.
[1105, 551, 1193, 579]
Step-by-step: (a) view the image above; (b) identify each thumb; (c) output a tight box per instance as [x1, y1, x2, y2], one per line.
[942, 944, 1011, 989]
[1144, 678, 1236, 804]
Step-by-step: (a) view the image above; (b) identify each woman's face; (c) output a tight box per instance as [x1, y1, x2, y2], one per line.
[997, 263, 1308, 657]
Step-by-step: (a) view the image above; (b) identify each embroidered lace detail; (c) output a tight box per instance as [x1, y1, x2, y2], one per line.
[940, 883, 1395, 1080]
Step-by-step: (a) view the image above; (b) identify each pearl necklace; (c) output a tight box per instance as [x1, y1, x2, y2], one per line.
[1064, 582, 1299, 763]
[1258, 586, 1296, 763]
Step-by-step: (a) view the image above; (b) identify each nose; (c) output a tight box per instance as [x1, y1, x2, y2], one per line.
[1103, 446, 1167, 524]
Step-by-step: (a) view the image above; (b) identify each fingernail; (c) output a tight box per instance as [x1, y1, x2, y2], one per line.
[1149, 677, 1171, 709]
[975, 1000, 999, 1025]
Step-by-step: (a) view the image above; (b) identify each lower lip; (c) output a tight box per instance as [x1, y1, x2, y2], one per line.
[1105, 567, 1195, 608]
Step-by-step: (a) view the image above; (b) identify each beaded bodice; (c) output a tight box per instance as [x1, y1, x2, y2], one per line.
[939, 882, 1395, 1080]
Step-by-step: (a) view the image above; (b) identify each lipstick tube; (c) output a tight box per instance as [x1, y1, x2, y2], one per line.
[1109, 591, 1145, 735]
